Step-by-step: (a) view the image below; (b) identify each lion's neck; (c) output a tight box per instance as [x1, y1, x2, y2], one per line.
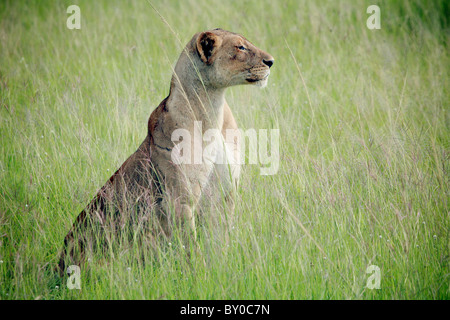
[167, 72, 226, 131]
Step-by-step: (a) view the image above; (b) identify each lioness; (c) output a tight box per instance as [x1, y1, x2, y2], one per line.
[57, 28, 274, 275]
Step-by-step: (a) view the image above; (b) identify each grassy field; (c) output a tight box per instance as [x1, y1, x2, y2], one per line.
[0, 0, 448, 300]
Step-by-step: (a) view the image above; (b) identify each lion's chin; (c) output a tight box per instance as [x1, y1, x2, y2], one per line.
[254, 77, 268, 88]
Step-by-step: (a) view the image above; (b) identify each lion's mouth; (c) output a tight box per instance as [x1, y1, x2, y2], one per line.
[246, 73, 269, 83]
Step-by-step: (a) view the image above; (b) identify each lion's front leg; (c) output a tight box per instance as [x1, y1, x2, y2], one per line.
[156, 158, 211, 255]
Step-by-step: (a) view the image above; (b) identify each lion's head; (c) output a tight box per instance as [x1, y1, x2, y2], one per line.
[180, 28, 274, 89]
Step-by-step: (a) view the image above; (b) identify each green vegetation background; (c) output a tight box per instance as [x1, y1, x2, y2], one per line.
[0, 0, 448, 299]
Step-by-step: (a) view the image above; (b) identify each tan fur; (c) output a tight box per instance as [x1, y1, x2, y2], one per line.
[57, 29, 274, 275]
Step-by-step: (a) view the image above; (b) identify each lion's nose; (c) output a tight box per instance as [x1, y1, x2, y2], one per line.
[263, 59, 274, 68]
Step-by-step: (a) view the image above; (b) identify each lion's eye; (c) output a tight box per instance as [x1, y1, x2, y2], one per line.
[237, 45, 247, 51]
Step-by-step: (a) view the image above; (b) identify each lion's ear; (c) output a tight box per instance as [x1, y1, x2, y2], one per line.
[196, 32, 222, 65]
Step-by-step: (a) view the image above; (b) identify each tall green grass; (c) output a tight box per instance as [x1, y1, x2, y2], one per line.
[0, 0, 448, 299]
